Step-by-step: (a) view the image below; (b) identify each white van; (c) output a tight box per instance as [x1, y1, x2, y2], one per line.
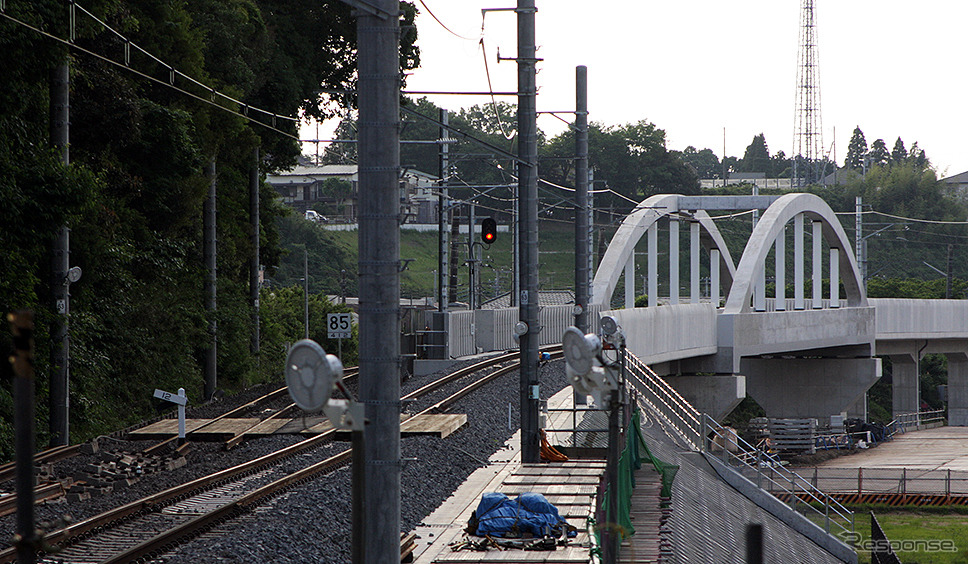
[305, 210, 321, 222]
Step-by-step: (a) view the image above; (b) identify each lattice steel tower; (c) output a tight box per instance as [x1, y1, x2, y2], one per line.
[793, 0, 824, 186]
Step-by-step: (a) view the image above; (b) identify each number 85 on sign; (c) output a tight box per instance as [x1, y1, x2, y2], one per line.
[327, 313, 353, 339]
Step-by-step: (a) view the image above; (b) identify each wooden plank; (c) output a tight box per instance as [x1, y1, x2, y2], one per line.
[402, 414, 468, 438]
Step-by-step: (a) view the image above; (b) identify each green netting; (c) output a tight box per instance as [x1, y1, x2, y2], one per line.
[597, 407, 679, 547]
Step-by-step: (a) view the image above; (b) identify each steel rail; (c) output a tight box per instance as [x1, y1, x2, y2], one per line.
[0, 355, 536, 563]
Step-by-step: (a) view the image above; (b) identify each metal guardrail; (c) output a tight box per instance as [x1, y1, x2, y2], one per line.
[622, 350, 854, 538]
[701, 414, 854, 537]
[887, 409, 946, 436]
[624, 352, 702, 451]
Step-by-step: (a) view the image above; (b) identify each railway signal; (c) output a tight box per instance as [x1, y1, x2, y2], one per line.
[481, 217, 497, 244]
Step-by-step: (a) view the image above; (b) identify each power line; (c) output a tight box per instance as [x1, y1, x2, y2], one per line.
[1, 2, 300, 140]
[416, 0, 479, 41]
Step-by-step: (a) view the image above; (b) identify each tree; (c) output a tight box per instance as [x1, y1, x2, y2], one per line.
[845, 126, 868, 170]
[891, 137, 907, 165]
[678, 146, 720, 179]
[739, 133, 770, 174]
[868, 138, 889, 168]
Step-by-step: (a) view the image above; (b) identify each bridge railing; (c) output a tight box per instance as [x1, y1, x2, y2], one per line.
[701, 414, 855, 538]
[624, 352, 702, 451]
[887, 409, 946, 436]
[623, 350, 853, 538]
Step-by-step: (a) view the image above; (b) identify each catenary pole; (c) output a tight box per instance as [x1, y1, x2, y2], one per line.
[517, 0, 540, 463]
[49, 61, 70, 447]
[438, 109, 449, 312]
[574, 65, 589, 334]
[250, 148, 261, 354]
[357, 1, 402, 562]
[203, 158, 217, 400]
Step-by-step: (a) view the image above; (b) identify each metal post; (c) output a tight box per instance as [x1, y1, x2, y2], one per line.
[575, 65, 589, 333]
[250, 148, 261, 354]
[49, 61, 70, 447]
[437, 109, 449, 312]
[177, 388, 186, 441]
[517, 0, 540, 464]
[10, 312, 37, 564]
[468, 202, 477, 310]
[855, 196, 864, 286]
[203, 158, 218, 400]
[357, 1, 401, 561]
[352, 429, 366, 564]
[303, 248, 309, 339]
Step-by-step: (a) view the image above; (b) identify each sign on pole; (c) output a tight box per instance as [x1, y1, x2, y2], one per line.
[327, 313, 353, 339]
[154, 388, 188, 440]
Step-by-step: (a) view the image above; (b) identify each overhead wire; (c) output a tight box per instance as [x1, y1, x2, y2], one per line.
[1, 3, 301, 140]
[415, 0, 479, 41]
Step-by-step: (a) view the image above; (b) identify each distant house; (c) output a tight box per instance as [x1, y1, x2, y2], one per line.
[266, 164, 438, 223]
[942, 170, 968, 194]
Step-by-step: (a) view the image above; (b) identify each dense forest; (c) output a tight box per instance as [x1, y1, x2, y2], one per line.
[0, 0, 416, 458]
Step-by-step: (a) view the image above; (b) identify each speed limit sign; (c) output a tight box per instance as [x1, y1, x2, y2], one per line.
[327, 313, 353, 339]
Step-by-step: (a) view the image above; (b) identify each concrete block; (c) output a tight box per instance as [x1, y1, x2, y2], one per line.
[664, 374, 746, 421]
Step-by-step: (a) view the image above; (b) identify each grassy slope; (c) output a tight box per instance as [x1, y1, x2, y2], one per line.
[853, 510, 968, 564]
[323, 220, 583, 300]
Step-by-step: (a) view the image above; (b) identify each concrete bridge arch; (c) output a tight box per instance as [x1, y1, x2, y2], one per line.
[591, 194, 737, 308]
[724, 192, 868, 314]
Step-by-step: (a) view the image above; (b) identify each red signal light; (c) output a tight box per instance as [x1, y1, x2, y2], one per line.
[481, 217, 497, 244]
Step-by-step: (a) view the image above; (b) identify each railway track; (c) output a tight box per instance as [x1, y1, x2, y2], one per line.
[3, 348, 561, 563]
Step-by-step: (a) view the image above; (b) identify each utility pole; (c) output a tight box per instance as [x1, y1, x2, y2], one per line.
[357, 0, 402, 562]
[468, 202, 477, 310]
[574, 65, 590, 334]
[855, 196, 865, 287]
[517, 0, 540, 464]
[946, 243, 954, 299]
[303, 247, 309, 339]
[203, 158, 218, 400]
[49, 61, 71, 447]
[437, 109, 449, 312]
[250, 148, 260, 354]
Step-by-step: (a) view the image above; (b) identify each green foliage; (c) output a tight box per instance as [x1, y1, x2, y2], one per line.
[739, 133, 770, 174]
[677, 146, 721, 179]
[845, 126, 868, 170]
[258, 286, 358, 376]
[0, 0, 419, 459]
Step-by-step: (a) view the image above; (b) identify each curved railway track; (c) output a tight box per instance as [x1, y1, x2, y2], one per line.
[2, 347, 562, 564]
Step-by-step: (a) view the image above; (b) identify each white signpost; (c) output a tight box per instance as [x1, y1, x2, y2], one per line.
[154, 388, 188, 441]
[327, 312, 353, 357]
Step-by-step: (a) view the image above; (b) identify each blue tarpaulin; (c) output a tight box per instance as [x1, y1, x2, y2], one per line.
[472, 492, 576, 538]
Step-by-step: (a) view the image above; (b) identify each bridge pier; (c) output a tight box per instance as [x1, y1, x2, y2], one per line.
[887, 353, 920, 419]
[948, 352, 968, 426]
[664, 374, 746, 421]
[740, 357, 881, 422]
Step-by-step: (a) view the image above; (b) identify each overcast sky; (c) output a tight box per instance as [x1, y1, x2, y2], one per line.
[306, 1, 967, 177]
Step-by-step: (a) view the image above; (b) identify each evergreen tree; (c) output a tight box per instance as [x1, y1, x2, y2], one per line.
[845, 126, 868, 170]
[868, 139, 889, 167]
[739, 133, 770, 174]
[891, 137, 907, 165]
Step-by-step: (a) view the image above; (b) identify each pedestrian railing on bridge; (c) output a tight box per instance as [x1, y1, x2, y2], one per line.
[623, 350, 855, 539]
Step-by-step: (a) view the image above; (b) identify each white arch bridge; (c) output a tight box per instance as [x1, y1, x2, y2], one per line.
[592, 193, 968, 424]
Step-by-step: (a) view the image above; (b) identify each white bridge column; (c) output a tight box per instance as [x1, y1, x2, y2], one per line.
[690, 221, 700, 303]
[625, 250, 635, 308]
[829, 247, 840, 308]
[812, 220, 822, 309]
[794, 213, 805, 310]
[710, 248, 720, 307]
[648, 222, 657, 308]
[775, 227, 786, 311]
[669, 217, 679, 305]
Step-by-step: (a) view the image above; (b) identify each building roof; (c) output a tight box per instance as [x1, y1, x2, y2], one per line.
[479, 290, 575, 309]
[942, 170, 968, 185]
